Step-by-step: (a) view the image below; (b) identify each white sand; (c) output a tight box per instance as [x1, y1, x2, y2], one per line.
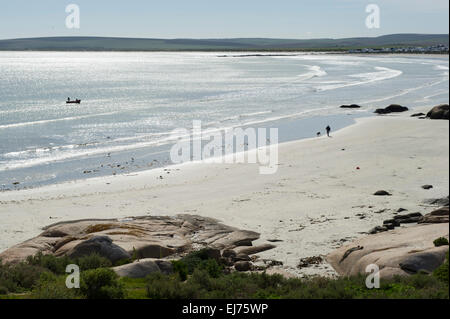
[1, 108, 448, 276]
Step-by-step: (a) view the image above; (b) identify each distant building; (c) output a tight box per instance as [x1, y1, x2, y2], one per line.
[349, 44, 448, 54]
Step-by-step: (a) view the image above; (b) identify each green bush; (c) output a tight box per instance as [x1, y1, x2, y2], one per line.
[171, 260, 188, 281]
[434, 237, 449, 247]
[77, 254, 112, 271]
[0, 261, 47, 293]
[143, 267, 449, 299]
[0, 286, 8, 295]
[31, 272, 80, 299]
[26, 252, 113, 273]
[26, 253, 72, 275]
[170, 250, 224, 282]
[80, 268, 125, 299]
[433, 252, 449, 284]
[146, 272, 190, 299]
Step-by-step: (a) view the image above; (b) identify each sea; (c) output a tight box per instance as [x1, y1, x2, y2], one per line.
[0, 52, 448, 190]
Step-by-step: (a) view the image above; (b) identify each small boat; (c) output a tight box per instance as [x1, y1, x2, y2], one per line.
[66, 99, 81, 104]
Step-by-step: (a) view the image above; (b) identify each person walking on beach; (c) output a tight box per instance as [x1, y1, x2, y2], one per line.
[326, 125, 331, 137]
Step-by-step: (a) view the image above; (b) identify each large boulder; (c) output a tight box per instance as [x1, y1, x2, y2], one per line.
[427, 104, 449, 120]
[113, 258, 173, 278]
[399, 249, 448, 274]
[234, 261, 252, 272]
[67, 236, 131, 263]
[374, 104, 409, 115]
[327, 223, 449, 278]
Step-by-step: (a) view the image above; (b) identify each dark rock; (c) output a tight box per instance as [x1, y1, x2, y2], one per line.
[369, 226, 388, 234]
[383, 219, 400, 227]
[203, 248, 221, 261]
[234, 253, 252, 262]
[384, 223, 396, 230]
[340, 104, 361, 109]
[298, 256, 323, 269]
[264, 259, 283, 267]
[423, 196, 449, 207]
[67, 236, 131, 263]
[339, 246, 364, 263]
[220, 257, 235, 267]
[394, 214, 410, 220]
[222, 249, 237, 259]
[397, 208, 408, 213]
[154, 260, 174, 275]
[399, 217, 422, 224]
[374, 190, 392, 196]
[411, 113, 425, 117]
[374, 104, 409, 115]
[426, 104, 449, 120]
[407, 212, 423, 218]
[422, 185, 433, 190]
[234, 261, 252, 272]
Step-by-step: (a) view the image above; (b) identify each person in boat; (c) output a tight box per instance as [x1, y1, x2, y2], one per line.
[67, 97, 71, 102]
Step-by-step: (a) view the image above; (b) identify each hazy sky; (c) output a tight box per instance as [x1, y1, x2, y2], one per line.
[0, 0, 448, 40]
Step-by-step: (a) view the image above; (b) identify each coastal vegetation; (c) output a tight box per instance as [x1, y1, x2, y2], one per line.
[0, 250, 448, 299]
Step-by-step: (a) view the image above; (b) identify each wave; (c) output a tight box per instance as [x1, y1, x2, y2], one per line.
[296, 65, 327, 82]
[0, 112, 119, 130]
[361, 77, 449, 105]
[315, 67, 403, 92]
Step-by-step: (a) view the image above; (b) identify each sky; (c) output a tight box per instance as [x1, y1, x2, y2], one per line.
[0, 0, 448, 40]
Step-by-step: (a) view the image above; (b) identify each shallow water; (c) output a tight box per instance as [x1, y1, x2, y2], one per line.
[0, 52, 448, 189]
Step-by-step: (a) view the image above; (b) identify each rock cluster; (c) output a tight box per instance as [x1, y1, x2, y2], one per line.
[370, 212, 423, 234]
[0, 215, 272, 265]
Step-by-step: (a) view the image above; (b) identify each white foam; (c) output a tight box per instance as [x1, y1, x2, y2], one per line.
[0, 112, 119, 130]
[316, 67, 403, 92]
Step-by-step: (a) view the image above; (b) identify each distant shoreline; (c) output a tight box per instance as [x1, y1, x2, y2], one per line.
[0, 34, 447, 52]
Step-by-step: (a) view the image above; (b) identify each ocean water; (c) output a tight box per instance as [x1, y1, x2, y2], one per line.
[0, 52, 448, 190]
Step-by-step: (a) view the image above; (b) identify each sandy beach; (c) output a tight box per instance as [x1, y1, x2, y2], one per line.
[1, 107, 448, 276]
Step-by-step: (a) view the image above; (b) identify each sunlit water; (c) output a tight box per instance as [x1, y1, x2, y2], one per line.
[0, 52, 448, 189]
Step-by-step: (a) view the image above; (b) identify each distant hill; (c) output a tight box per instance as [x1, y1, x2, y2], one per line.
[0, 34, 448, 51]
